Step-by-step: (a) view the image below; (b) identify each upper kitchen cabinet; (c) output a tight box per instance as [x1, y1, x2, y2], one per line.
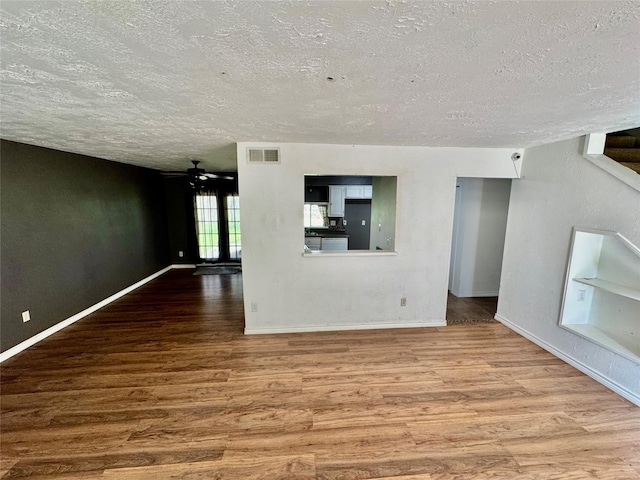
[330, 184, 373, 217]
[329, 185, 346, 217]
[345, 185, 373, 199]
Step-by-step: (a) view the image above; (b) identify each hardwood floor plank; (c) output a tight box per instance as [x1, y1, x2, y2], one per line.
[101, 454, 316, 480]
[564, 406, 640, 433]
[225, 423, 418, 458]
[406, 412, 587, 445]
[126, 406, 314, 441]
[1, 422, 143, 459]
[1, 270, 638, 479]
[0, 369, 231, 395]
[315, 443, 519, 480]
[312, 405, 478, 429]
[5, 448, 224, 478]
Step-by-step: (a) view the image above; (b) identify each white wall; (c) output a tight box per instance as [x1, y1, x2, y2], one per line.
[449, 178, 511, 297]
[238, 142, 518, 334]
[498, 136, 640, 405]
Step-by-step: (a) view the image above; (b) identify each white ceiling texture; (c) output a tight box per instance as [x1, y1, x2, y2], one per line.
[1, 1, 639, 172]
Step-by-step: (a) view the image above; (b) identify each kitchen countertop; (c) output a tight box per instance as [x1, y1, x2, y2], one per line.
[305, 231, 349, 238]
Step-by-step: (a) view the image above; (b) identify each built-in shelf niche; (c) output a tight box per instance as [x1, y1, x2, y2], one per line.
[560, 228, 640, 364]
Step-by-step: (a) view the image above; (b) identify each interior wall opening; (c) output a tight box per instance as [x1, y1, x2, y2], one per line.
[447, 177, 512, 324]
[304, 175, 397, 252]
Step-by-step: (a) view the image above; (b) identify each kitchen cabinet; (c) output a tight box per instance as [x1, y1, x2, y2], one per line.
[345, 185, 373, 199]
[329, 185, 373, 217]
[345, 185, 363, 198]
[329, 186, 345, 217]
[304, 236, 321, 250]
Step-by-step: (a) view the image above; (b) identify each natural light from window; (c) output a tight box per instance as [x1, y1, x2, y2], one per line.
[195, 194, 219, 260]
[303, 203, 328, 228]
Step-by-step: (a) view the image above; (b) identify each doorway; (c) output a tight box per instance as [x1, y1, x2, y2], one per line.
[447, 178, 511, 323]
[194, 190, 241, 264]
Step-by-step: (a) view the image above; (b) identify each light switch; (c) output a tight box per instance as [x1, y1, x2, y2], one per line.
[361, 220, 366, 226]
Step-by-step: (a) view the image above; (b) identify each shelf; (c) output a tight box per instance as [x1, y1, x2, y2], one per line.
[573, 277, 640, 301]
[562, 323, 640, 365]
[560, 228, 640, 364]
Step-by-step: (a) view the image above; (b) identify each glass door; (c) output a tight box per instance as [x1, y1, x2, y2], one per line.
[226, 194, 241, 260]
[194, 192, 220, 261]
[194, 190, 241, 263]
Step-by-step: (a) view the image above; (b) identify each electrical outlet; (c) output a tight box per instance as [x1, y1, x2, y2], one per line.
[251, 302, 258, 312]
[178, 250, 184, 258]
[400, 297, 407, 307]
[361, 220, 366, 226]
[22, 310, 30, 323]
[578, 290, 586, 301]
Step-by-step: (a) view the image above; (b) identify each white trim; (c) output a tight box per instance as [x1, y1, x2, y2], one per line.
[0, 265, 194, 363]
[468, 290, 500, 297]
[583, 133, 607, 155]
[495, 314, 640, 407]
[172, 263, 198, 269]
[245, 319, 445, 335]
[583, 134, 640, 192]
[449, 290, 500, 298]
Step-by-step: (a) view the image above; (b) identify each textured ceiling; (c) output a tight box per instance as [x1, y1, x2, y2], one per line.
[1, 1, 639, 172]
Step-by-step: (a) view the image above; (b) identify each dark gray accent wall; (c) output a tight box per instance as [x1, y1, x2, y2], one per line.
[163, 177, 198, 264]
[1, 140, 170, 353]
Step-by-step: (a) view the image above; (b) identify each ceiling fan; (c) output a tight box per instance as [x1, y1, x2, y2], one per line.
[163, 160, 235, 185]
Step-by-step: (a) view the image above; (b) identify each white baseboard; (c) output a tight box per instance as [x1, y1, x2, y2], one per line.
[245, 320, 446, 335]
[470, 290, 499, 297]
[495, 314, 640, 407]
[449, 289, 499, 298]
[0, 264, 193, 363]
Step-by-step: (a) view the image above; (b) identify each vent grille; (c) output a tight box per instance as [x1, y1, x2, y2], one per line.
[247, 148, 280, 164]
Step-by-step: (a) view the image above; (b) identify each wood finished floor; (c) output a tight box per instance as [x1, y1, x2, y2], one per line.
[1, 270, 638, 479]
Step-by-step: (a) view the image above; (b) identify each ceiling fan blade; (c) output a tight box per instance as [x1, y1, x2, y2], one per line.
[203, 172, 235, 180]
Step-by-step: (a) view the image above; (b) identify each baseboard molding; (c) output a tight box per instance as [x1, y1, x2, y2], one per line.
[448, 288, 499, 298]
[495, 314, 640, 407]
[452, 291, 500, 298]
[245, 320, 446, 335]
[470, 290, 499, 297]
[0, 264, 192, 363]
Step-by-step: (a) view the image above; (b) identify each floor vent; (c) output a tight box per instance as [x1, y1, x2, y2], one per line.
[247, 148, 280, 164]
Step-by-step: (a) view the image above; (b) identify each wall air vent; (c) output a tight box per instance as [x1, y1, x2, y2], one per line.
[247, 148, 280, 164]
